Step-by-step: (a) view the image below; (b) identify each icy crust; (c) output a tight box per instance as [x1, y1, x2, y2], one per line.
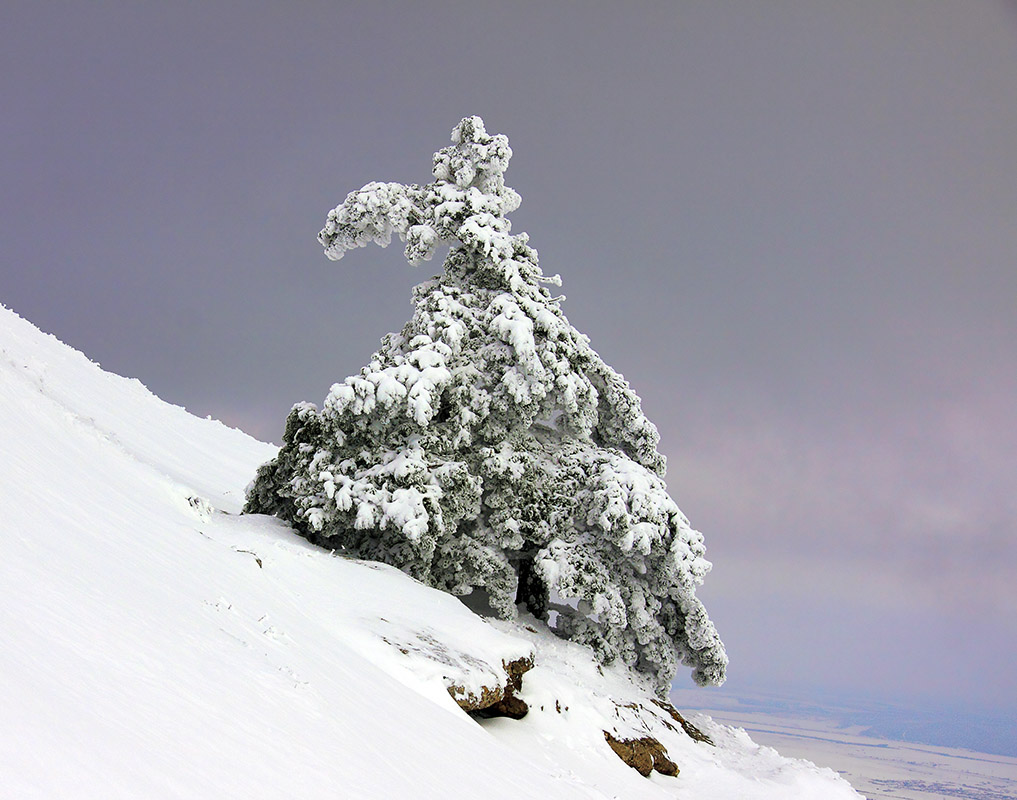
[249, 116, 727, 689]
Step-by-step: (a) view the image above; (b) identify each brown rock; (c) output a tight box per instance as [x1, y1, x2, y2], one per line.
[449, 656, 534, 720]
[603, 731, 680, 778]
[503, 656, 533, 693]
[481, 692, 529, 720]
[650, 699, 714, 745]
[446, 681, 504, 712]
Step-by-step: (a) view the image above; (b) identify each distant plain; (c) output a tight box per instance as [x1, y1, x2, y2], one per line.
[671, 688, 1017, 800]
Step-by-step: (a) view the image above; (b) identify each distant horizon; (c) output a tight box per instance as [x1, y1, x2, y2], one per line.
[671, 680, 1017, 759]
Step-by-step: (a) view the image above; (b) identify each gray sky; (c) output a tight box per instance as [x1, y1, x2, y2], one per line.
[4, 2, 1016, 718]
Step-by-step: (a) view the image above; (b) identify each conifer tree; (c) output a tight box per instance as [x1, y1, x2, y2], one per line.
[246, 116, 727, 689]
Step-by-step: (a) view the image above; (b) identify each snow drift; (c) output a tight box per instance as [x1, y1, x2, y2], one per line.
[0, 303, 860, 799]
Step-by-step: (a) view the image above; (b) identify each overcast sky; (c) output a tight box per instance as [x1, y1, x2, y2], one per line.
[4, 2, 1015, 721]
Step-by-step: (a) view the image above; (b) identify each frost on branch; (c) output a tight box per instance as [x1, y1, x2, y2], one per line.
[247, 116, 727, 690]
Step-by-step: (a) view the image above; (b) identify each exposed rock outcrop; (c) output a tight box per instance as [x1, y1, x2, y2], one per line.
[651, 699, 714, 745]
[603, 731, 680, 777]
[448, 656, 533, 719]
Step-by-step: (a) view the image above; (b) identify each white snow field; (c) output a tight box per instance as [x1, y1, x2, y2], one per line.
[0, 303, 861, 799]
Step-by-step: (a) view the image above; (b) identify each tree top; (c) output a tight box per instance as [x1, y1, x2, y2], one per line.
[318, 116, 536, 290]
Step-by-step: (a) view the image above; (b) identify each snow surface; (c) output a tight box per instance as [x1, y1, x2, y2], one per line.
[0, 303, 861, 798]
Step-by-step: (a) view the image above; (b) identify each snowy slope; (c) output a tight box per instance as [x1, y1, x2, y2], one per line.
[0, 303, 861, 799]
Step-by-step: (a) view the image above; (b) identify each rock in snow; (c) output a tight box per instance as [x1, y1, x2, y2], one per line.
[0, 303, 861, 799]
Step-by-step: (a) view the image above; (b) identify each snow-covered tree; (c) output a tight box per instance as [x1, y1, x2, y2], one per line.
[246, 116, 727, 690]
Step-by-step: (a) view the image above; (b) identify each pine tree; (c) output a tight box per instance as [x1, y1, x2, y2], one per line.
[246, 116, 727, 690]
